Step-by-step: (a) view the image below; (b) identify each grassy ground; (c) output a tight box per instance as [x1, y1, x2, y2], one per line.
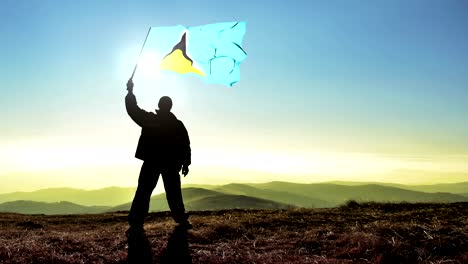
[0, 202, 467, 263]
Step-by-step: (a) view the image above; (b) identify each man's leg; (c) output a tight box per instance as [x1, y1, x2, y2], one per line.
[161, 166, 189, 225]
[128, 161, 160, 228]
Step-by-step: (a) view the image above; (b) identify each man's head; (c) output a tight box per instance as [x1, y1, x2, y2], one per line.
[158, 96, 173, 112]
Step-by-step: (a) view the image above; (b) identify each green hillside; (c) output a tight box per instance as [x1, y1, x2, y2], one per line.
[186, 194, 293, 210]
[214, 183, 331, 208]
[328, 181, 468, 194]
[0, 200, 110, 215]
[399, 182, 468, 194]
[110, 187, 292, 212]
[110, 187, 224, 212]
[0, 187, 136, 206]
[2, 182, 467, 214]
[249, 182, 468, 206]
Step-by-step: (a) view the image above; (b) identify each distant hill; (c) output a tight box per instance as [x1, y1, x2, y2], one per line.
[214, 183, 332, 208]
[110, 187, 223, 212]
[248, 182, 468, 207]
[182, 184, 220, 189]
[110, 187, 293, 212]
[0, 200, 110, 215]
[0, 187, 293, 215]
[399, 182, 468, 194]
[2, 182, 467, 214]
[327, 181, 468, 194]
[0, 187, 136, 206]
[186, 194, 293, 210]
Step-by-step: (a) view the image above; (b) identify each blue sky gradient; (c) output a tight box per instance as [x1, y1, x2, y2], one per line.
[1, 0, 468, 191]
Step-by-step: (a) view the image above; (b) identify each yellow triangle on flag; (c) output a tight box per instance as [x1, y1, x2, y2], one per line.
[160, 49, 205, 77]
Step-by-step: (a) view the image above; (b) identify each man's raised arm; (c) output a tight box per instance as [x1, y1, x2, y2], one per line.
[125, 79, 155, 127]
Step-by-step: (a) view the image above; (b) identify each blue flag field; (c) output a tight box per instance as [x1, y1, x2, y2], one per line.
[140, 21, 247, 87]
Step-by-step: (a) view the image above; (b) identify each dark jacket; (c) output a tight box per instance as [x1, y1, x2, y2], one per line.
[125, 93, 191, 166]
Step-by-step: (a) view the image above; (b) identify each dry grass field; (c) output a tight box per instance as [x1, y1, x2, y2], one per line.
[0, 202, 467, 263]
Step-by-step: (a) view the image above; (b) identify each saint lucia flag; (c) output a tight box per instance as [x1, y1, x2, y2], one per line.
[141, 21, 247, 87]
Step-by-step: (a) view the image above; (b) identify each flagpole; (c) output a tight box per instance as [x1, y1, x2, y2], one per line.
[130, 27, 152, 80]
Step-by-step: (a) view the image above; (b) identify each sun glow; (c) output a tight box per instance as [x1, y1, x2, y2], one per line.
[3, 139, 468, 177]
[137, 50, 163, 79]
[116, 46, 192, 113]
[1, 142, 132, 174]
[2, 136, 468, 193]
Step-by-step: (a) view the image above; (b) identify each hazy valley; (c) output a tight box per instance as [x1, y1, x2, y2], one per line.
[0, 181, 467, 215]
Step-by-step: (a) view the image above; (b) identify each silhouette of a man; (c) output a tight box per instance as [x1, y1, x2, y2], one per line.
[125, 79, 191, 233]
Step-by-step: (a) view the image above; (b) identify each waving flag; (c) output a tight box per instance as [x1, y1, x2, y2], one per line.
[139, 21, 247, 87]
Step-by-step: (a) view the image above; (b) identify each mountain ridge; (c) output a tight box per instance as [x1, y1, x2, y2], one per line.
[0, 200, 110, 215]
[0, 186, 136, 206]
[1, 182, 467, 214]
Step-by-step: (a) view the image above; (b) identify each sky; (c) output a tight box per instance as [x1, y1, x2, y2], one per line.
[1, 0, 468, 193]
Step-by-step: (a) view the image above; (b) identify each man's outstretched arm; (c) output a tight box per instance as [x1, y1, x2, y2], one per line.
[125, 79, 154, 127]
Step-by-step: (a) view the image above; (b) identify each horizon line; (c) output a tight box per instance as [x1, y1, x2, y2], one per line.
[1, 180, 467, 195]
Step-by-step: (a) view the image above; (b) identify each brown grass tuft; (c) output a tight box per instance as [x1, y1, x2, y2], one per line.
[0, 203, 466, 263]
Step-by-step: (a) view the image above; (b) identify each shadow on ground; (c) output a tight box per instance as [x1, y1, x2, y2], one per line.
[127, 225, 192, 264]
[160, 226, 192, 264]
